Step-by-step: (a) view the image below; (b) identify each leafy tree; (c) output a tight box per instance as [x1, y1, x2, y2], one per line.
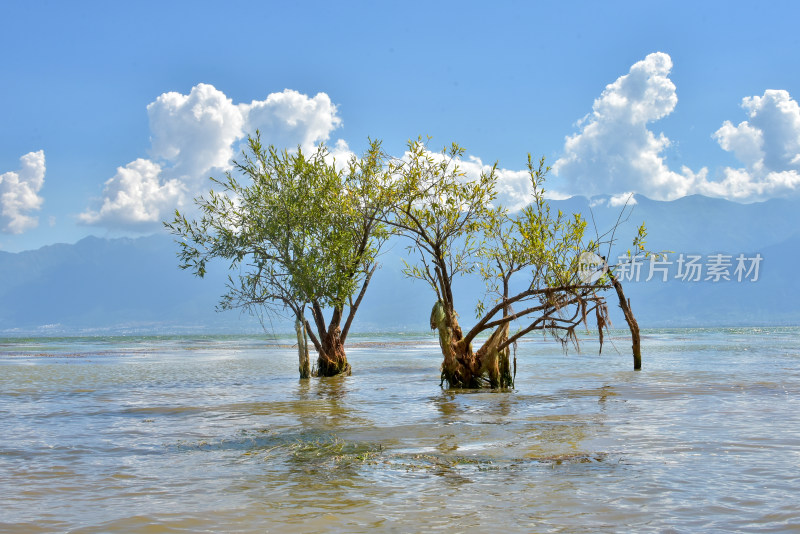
[390, 139, 639, 388]
[165, 134, 392, 378]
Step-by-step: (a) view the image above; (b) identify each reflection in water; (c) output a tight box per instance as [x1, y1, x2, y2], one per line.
[0, 329, 799, 532]
[315, 373, 350, 401]
[597, 384, 616, 406]
[432, 391, 459, 421]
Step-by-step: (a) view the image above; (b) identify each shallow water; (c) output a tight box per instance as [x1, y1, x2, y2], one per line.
[1, 328, 799, 532]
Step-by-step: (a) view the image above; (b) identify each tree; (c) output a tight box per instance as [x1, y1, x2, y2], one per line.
[165, 134, 392, 378]
[390, 139, 638, 388]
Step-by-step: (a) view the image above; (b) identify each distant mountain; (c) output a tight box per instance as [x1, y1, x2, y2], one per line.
[0, 234, 262, 335]
[553, 194, 800, 255]
[616, 232, 800, 327]
[550, 194, 800, 327]
[0, 194, 797, 335]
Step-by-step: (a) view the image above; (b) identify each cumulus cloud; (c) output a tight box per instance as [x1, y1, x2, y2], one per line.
[707, 89, 800, 201]
[552, 52, 800, 204]
[80, 84, 344, 229]
[552, 52, 703, 201]
[243, 89, 342, 152]
[0, 150, 46, 234]
[78, 57, 800, 232]
[400, 55, 800, 209]
[148, 83, 244, 182]
[458, 161, 547, 211]
[324, 139, 358, 171]
[78, 159, 185, 228]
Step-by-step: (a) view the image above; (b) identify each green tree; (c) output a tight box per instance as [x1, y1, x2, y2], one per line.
[165, 134, 392, 378]
[390, 139, 637, 388]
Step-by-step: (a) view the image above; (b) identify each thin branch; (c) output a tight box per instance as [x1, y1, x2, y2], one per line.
[341, 265, 376, 343]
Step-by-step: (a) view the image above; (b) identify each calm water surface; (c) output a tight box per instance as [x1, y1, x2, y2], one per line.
[1, 328, 799, 532]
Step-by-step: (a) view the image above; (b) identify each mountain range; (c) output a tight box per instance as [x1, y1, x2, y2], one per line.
[1, 194, 798, 335]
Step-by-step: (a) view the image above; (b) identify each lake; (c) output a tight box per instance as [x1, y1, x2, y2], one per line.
[1, 328, 799, 532]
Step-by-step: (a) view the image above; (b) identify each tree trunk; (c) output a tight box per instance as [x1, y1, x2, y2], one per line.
[295, 319, 311, 379]
[610, 273, 642, 370]
[316, 326, 351, 377]
[477, 322, 513, 389]
[430, 301, 513, 389]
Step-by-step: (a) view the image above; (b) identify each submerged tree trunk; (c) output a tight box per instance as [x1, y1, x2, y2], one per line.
[295, 318, 311, 379]
[316, 326, 351, 377]
[476, 322, 513, 389]
[302, 267, 374, 378]
[479, 278, 516, 388]
[610, 273, 642, 370]
[430, 301, 514, 389]
[305, 304, 352, 378]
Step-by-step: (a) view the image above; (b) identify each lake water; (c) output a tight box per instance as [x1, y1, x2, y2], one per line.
[1, 328, 799, 532]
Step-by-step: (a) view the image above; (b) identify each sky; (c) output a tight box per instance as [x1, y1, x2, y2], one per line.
[1, 0, 800, 252]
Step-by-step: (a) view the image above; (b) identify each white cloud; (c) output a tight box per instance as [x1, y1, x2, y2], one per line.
[78, 159, 185, 228]
[588, 197, 606, 208]
[80, 84, 345, 229]
[552, 53, 800, 203]
[325, 139, 357, 171]
[707, 89, 800, 201]
[242, 89, 342, 152]
[608, 192, 637, 207]
[552, 52, 702, 201]
[493, 167, 536, 211]
[148, 83, 244, 183]
[398, 146, 541, 212]
[399, 145, 536, 212]
[448, 154, 534, 211]
[77, 61, 800, 232]
[0, 150, 46, 234]
[713, 120, 764, 171]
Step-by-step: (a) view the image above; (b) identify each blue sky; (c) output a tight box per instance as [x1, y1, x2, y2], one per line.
[2, 0, 800, 252]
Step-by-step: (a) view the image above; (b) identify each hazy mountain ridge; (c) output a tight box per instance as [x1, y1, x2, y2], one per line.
[0, 235, 262, 334]
[1, 194, 797, 335]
